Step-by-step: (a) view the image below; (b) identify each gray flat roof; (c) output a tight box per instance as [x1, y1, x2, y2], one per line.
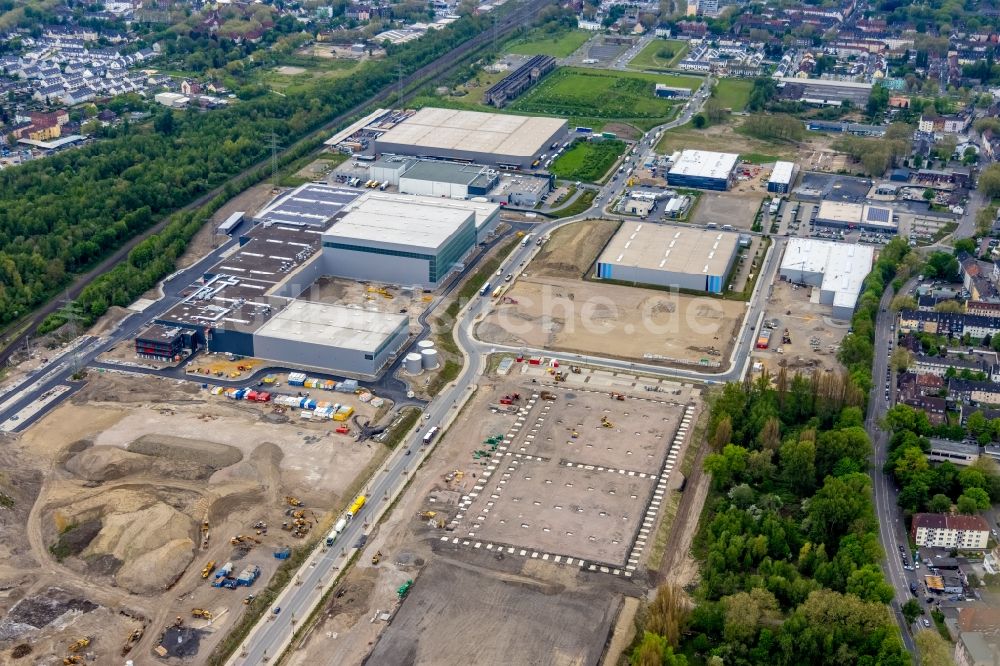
[254, 300, 406, 353]
[376, 107, 566, 157]
[599, 222, 740, 276]
[255, 183, 364, 227]
[400, 160, 494, 186]
[668, 150, 739, 181]
[325, 192, 475, 251]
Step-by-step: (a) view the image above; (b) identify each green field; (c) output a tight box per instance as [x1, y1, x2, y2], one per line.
[511, 67, 701, 130]
[712, 78, 753, 111]
[550, 139, 626, 182]
[628, 39, 689, 71]
[507, 28, 591, 57]
[258, 58, 359, 94]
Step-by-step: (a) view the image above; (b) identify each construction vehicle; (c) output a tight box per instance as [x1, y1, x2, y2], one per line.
[418, 511, 437, 520]
[610, 392, 625, 401]
[371, 550, 382, 565]
[201, 560, 216, 579]
[325, 517, 348, 546]
[397, 579, 414, 599]
[553, 371, 566, 382]
[367, 286, 393, 299]
[191, 609, 214, 620]
[244, 594, 256, 605]
[570, 366, 582, 374]
[285, 496, 303, 507]
[63, 656, 83, 665]
[601, 416, 614, 428]
[173, 616, 184, 628]
[781, 328, 791, 344]
[122, 627, 142, 656]
[230, 535, 261, 546]
[68, 637, 90, 653]
[540, 391, 557, 401]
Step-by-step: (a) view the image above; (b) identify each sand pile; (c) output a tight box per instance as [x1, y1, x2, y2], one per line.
[128, 434, 243, 469]
[116, 537, 195, 593]
[65, 446, 152, 481]
[52, 488, 157, 530]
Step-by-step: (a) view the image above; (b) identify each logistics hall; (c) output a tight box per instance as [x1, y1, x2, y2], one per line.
[779, 238, 875, 320]
[666, 150, 740, 191]
[374, 107, 568, 169]
[594, 222, 741, 294]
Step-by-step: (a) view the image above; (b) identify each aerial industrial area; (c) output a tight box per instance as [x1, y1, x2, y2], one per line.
[5, 0, 1000, 664]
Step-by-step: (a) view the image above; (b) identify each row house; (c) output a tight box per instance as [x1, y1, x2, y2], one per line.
[948, 378, 1000, 405]
[898, 309, 1000, 339]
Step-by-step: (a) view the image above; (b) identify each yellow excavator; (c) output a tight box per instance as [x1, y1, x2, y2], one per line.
[63, 657, 83, 665]
[191, 609, 214, 620]
[68, 638, 90, 653]
[601, 416, 614, 428]
[201, 560, 216, 578]
[285, 496, 303, 507]
[371, 550, 383, 565]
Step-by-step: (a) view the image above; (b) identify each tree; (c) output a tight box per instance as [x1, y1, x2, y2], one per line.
[630, 631, 688, 666]
[891, 347, 912, 372]
[934, 300, 963, 314]
[927, 493, 952, 513]
[958, 487, 990, 512]
[922, 188, 936, 202]
[780, 438, 817, 495]
[915, 629, 953, 666]
[807, 473, 875, 543]
[704, 445, 748, 489]
[901, 598, 922, 625]
[846, 565, 894, 604]
[722, 589, 778, 646]
[153, 108, 175, 135]
[890, 294, 917, 311]
[646, 584, 690, 647]
[979, 163, 1000, 199]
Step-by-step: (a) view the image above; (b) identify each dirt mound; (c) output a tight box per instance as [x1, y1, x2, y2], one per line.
[128, 434, 243, 469]
[117, 537, 195, 593]
[65, 446, 153, 481]
[84, 502, 193, 563]
[0, 587, 98, 641]
[52, 488, 157, 531]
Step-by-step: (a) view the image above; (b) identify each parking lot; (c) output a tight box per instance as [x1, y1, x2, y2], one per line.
[453, 382, 689, 567]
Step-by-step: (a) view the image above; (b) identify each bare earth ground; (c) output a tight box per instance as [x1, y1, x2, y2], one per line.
[0, 371, 389, 664]
[753, 279, 850, 377]
[289, 364, 701, 666]
[476, 276, 744, 367]
[532, 219, 622, 279]
[691, 191, 765, 231]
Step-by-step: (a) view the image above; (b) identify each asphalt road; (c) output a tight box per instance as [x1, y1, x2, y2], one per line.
[867, 281, 918, 654]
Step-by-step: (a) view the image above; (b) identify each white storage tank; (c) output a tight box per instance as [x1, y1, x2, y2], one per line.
[417, 339, 435, 350]
[404, 352, 423, 374]
[421, 348, 439, 369]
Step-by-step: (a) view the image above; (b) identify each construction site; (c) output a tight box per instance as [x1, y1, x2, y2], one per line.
[475, 220, 745, 369]
[0, 370, 391, 664]
[282, 361, 702, 666]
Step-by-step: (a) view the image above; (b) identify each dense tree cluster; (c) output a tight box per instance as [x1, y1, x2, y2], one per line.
[882, 403, 1000, 515]
[658, 374, 909, 665]
[1, 14, 488, 330]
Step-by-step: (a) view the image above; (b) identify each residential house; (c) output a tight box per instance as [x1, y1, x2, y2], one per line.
[911, 513, 991, 550]
[949, 378, 1000, 405]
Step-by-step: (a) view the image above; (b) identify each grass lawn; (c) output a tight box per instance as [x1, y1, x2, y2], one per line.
[549, 189, 596, 218]
[739, 153, 781, 164]
[550, 138, 626, 182]
[656, 121, 798, 160]
[712, 78, 753, 112]
[258, 58, 359, 95]
[628, 39, 690, 71]
[507, 28, 591, 58]
[511, 67, 700, 131]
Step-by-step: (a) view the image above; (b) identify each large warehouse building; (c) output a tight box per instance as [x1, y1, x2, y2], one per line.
[815, 200, 897, 233]
[253, 300, 408, 377]
[374, 107, 568, 169]
[666, 150, 739, 191]
[320, 193, 497, 287]
[595, 222, 740, 294]
[368, 157, 500, 199]
[779, 238, 875, 320]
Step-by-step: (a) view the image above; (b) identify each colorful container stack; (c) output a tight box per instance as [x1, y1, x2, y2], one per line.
[288, 372, 307, 386]
[333, 405, 354, 421]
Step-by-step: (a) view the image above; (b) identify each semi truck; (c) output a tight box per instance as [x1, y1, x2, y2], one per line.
[756, 328, 772, 350]
[325, 517, 349, 546]
[347, 495, 366, 519]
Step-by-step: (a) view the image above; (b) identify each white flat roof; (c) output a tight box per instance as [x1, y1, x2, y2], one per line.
[781, 238, 874, 310]
[599, 222, 740, 276]
[326, 192, 474, 251]
[769, 161, 795, 185]
[376, 107, 566, 157]
[254, 300, 406, 353]
[668, 150, 739, 181]
[817, 200, 863, 224]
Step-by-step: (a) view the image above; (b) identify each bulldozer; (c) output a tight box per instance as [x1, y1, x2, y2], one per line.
[285, 496, 303, 507]
[68, 637, 90, 653]
[191, 608, 214, 620]
[371, 550, 382, 565]
[201, 560, 216, 579]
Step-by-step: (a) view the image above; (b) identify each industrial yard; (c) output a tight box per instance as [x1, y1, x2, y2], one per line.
[0, 370, 392, 664]
[285, 361, 701, 666]
[476, 219, 745, 368]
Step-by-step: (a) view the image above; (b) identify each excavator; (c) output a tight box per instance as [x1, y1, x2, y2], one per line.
[371, 550, 383, 565]
[230, 535, 262, 546]
[121, 627, 143, 656]
[201, 560, 216, 578]
[191, 609, 214, 620]
[366, 286, 394, 300]
[68, 638, 90, 653]
[285, 496, 303, 507]
[62, 657, 83, 665]
[601, 416, 614, 428]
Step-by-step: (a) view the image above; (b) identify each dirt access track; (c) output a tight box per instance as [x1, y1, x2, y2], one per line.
[0, 371, 390, 665]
